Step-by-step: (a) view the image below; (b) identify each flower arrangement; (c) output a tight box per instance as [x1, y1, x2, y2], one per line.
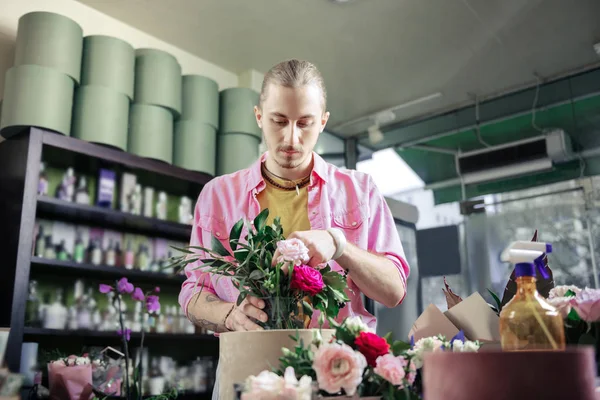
[169, 209, 350, 329]
[240, 367, 314, 400]
[242, 317, 481, 399]
[97, 277, 170, 400]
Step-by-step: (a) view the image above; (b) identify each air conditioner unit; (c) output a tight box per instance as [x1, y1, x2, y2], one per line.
[456, 129, 573, 185]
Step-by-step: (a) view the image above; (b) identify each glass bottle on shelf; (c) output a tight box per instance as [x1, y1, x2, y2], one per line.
[25, 280, 41, 328]
[137, 244, 149, 271]
[105, 239, 116, 267]
[124, 240, 134, 270]
[132, 302, 142, 332]
[156, 310, 165, 334]
[43, 289, 68, 330]
[91, 239, 103, 266]
[77, 293, 92, 330]
[34, 226, 45, 258]
[114, 241, 123, 267]
[67, 304, 78, 331]
[43, 236, 55, 259]
[74, 176, 90, 205]
[56, 240, 69, 261]
[38, 162, 49, 196]
[73, 231, 85, 263]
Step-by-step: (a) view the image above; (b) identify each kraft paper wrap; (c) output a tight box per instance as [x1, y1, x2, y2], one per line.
[0, 65, 74, 138]
[134, 48, 182, 117]
[219, 88, 261, 138]
[219, 329, 334, 400]
[128, 104, 173, 163]
[15, 11, 83, 83]
[181, 75, 219, 128]
[72, 86, 130, 150]
[217, 132, 260, 176]
[173, 121, 216, 175]
[80, 35, 135, 99]
[423, 347, 597, 400]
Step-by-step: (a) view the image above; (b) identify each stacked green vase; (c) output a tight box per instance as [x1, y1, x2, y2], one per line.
[128, 48, 182, 163]
[173, 75, 219, 176]
[0, 11, 82, 138]
[71, 35, 134, 150]
[217, 88, 261, 175]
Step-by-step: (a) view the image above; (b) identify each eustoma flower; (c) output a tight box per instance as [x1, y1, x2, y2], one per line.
[313, 342, 367, 396]
[276, 239, 309, 266]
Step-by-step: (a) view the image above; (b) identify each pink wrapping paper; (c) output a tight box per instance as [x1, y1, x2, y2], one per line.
[48, 363, 94, 400]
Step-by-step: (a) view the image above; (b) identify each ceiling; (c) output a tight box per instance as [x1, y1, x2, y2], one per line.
[78, 0, 600, 137]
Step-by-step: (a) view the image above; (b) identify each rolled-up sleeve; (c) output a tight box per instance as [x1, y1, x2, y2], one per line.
[178, 191, 217, 318]
[366, 175, 410, 303]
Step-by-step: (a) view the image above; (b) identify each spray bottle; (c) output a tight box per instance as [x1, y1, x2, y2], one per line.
[499, 240, 566, 351]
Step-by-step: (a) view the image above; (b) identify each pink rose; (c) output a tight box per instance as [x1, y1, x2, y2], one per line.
[277, 239, 309, 266]
[374, 354, 407, 387]
[571, 288, 600, 322]
[290, 265, 324, 295]
[406, 359, 417, 385]
[547, 297, 572, 319]
[313, 342, 367, 396]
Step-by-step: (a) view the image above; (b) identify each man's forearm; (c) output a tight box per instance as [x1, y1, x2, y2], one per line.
[186, 291, 233, 333]
[337, 243, 405, 308]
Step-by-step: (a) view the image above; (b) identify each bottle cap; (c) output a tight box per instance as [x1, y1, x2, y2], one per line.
[515, 262, 535, 277]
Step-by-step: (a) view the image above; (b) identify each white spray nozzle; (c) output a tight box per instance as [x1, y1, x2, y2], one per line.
[501, 240, 552, 263]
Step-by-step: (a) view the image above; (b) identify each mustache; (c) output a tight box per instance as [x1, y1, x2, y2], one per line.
[277, 146, 303, 152]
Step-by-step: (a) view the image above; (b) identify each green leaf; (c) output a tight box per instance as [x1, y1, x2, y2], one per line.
[254, 208, 269, 232]
[384, 331, 393, 345]
[565, 289, 578, 298]
[211, 235, 231, 257]
[487, 289, 502, 311]
[236, 291, 248, 306]
[568, 307, 582, 321]
[229, 219, 244, 251]
[249, 269, 265, 280]
[391, 340, 411, 355]
[579, 333, 596, 345]
[302, 300, 313, 317]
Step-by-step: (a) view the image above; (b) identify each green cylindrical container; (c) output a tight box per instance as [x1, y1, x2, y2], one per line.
[0, 65, 74, 138]
[128, 104, 173, 163]
[72, 86, 130, 150]
[216, 132, 260, 176]
[219, 88, 261, 138]
[173, 121, 216, 175]
[14, 11, 83, 83]
[134, 49, 182, 117]
[80, 35, 135, 99]
[181, 75, 219, 128]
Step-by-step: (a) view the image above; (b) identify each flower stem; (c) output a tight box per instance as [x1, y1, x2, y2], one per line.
[116, 294, 131, 400]
[139, 313, 145, 400]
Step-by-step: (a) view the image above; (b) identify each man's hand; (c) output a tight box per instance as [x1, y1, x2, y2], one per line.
[273, 230, 338, 269]
[224, 296, 268, 331]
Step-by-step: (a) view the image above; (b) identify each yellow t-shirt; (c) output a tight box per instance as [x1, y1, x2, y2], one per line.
[257, 163, 312, 327]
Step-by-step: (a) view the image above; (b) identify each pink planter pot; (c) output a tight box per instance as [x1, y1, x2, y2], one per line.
[423, 346, 597, 400]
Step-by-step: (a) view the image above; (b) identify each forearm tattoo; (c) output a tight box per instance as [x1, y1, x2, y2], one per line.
[187, 293, 227, 332]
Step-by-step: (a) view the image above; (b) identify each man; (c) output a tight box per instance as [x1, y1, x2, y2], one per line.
[178, 59, 409, 334]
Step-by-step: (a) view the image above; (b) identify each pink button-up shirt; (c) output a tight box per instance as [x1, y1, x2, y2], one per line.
[178, 152, 409, 329]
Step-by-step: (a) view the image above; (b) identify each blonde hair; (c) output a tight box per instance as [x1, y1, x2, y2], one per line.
[259, 59, 327, 110]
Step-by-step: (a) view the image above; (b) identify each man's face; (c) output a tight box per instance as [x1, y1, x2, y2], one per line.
[255, 83, 329, 170]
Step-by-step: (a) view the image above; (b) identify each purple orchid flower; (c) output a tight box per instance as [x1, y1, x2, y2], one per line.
[131, 287, 145, 302]
[154, 287, 160, 293]
[117, 277, 134, 294]
[117, 329, 131, 341]
[99, 284, 113, 294]
[146, 295, 161, 313]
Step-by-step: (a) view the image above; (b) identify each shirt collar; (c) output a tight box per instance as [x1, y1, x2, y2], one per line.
[246, 151, 329, 193]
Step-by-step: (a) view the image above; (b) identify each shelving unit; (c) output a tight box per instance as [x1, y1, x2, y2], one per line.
[0, 128, 215, 380]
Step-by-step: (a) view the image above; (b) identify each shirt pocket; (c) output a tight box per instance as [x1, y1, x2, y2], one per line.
[197, 215, 232, 254]
[331, 204, 368, 246]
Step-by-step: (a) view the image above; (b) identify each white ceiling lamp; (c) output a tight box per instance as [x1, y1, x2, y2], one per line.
[367, 110, 396, 144]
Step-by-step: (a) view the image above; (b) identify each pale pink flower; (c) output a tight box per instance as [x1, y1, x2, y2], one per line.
[276, 239, 309, 266]
[313, 342, 367, 396]
[241, 367, 312, 400]
[547, 297, 572, 318]
[374, 354, 407, 387]
[548, 285, 582, 299]
[571, 288, 600, 322]
[406, 359, 417, 385]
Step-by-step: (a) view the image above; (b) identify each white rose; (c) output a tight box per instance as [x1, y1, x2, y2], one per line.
[344, 316, 371, 334]
[297, 376, 313, 400]
[549, 285, 581, 299]
[462, 341, 480, 352]
[451, 340, 465, 352]
[408, 336, 446, 368]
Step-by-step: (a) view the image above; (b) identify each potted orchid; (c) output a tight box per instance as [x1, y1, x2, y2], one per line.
[241, 317, 481, 399]
[169, 208, 350, 329]
[97, 277, 169, 400]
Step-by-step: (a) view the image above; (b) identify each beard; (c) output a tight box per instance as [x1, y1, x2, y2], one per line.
[274, 145, 305, 169]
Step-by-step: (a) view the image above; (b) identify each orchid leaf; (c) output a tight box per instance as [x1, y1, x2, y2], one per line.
[487, 289, 502, 311]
